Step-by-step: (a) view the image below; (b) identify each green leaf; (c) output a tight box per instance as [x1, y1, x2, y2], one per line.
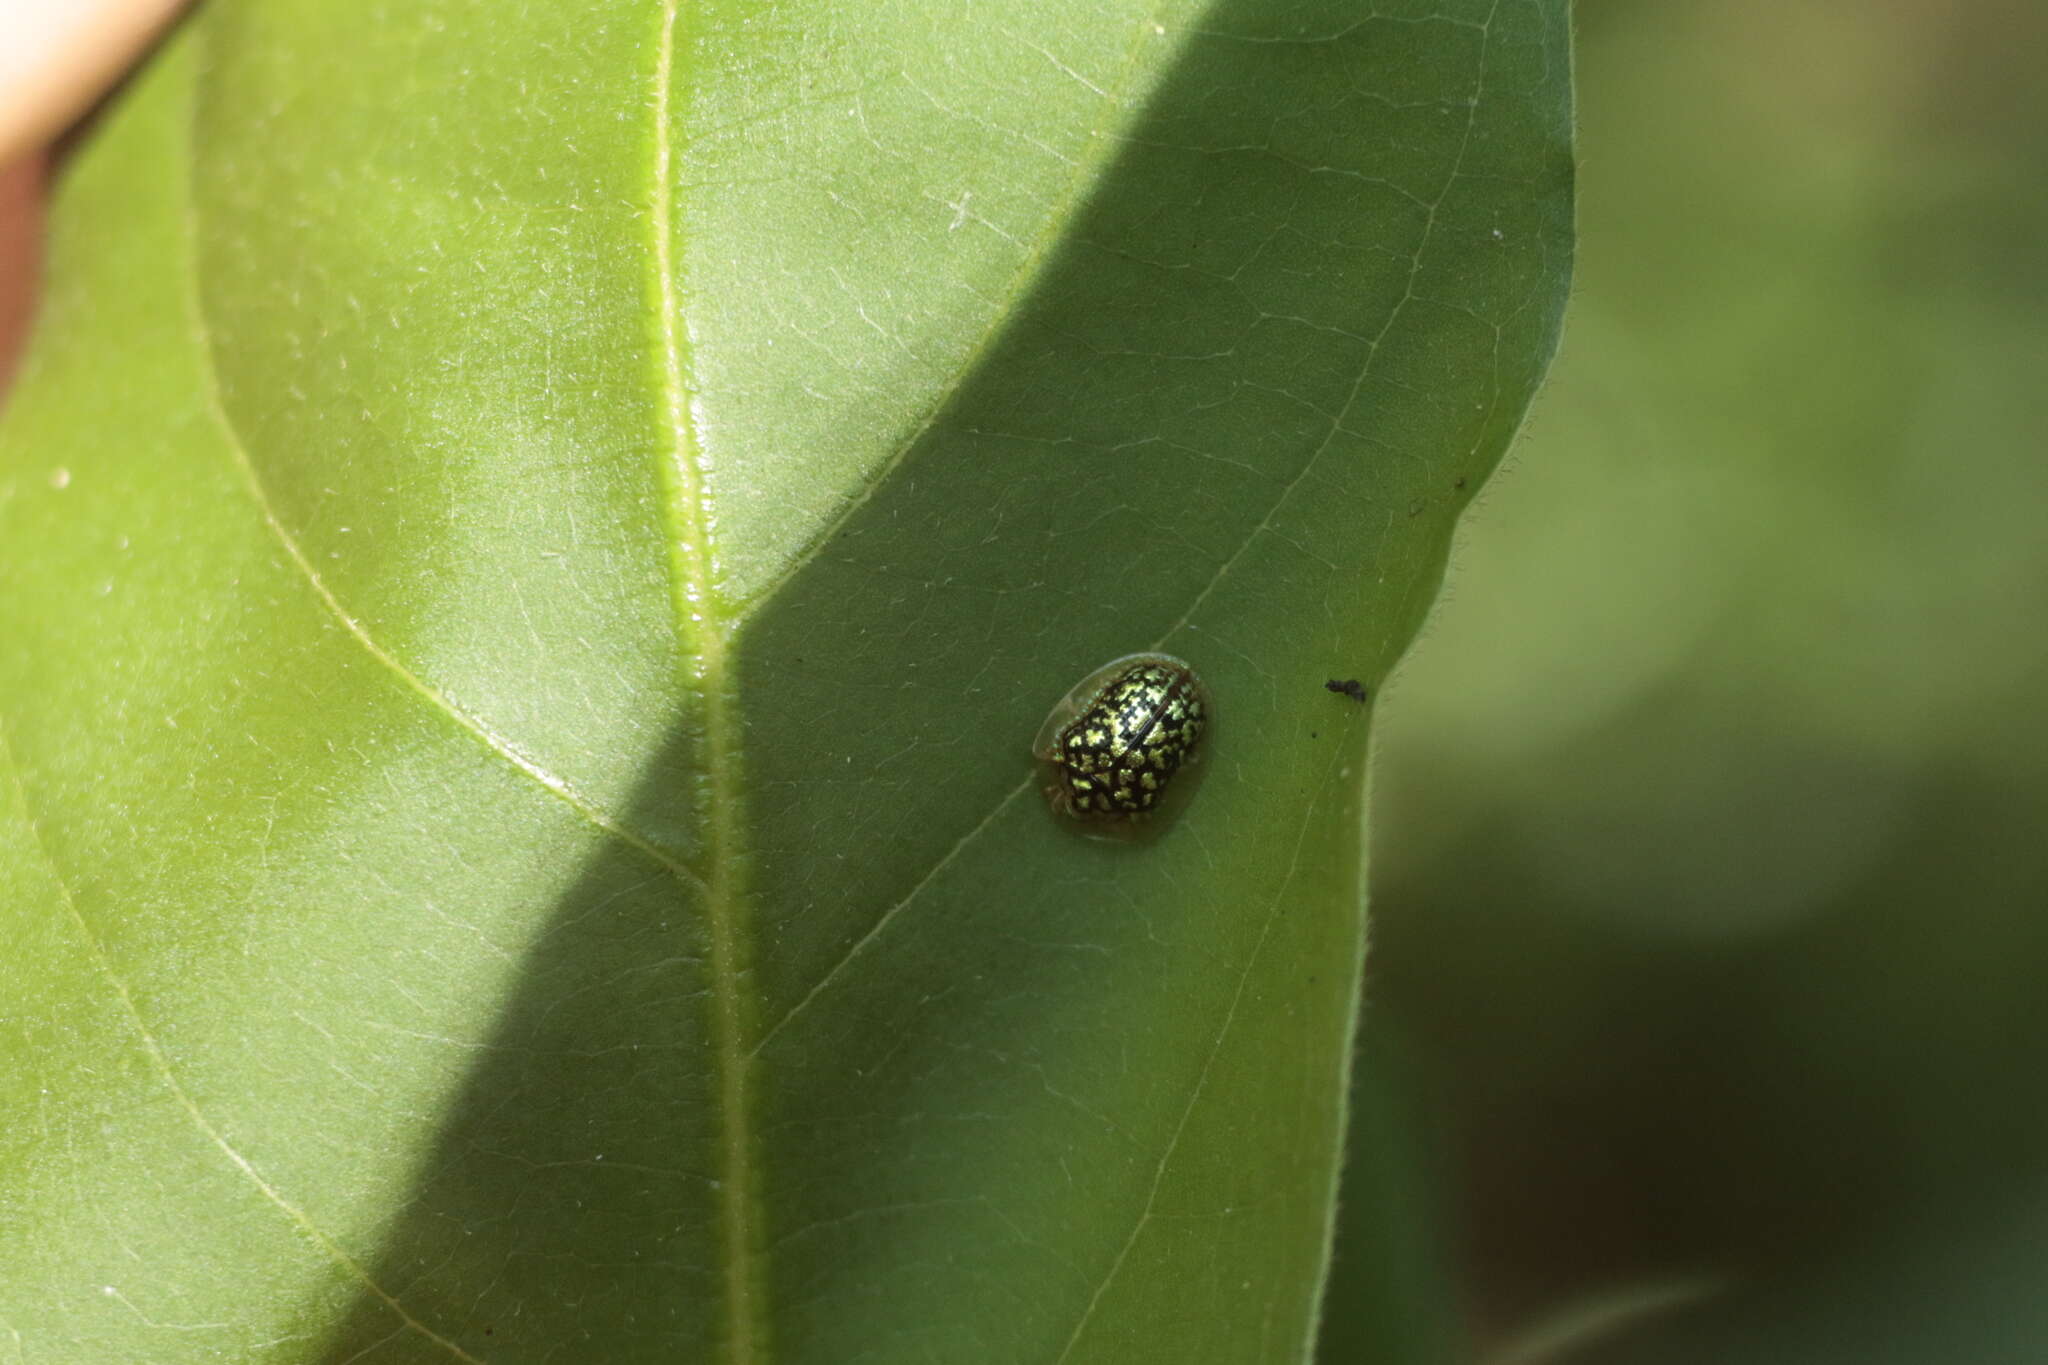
[0, 2, 1571, 1361]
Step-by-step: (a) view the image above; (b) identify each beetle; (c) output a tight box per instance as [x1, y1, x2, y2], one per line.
[1035, 653, 1208, 825]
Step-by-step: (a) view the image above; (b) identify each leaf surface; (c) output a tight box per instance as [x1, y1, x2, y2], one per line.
[0, 2, 1572, 1360]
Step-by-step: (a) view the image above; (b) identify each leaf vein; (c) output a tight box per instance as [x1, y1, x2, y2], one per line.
[1144, 0, 1502, 647]
[736, 3, 1184, 615]
[0, 721, 485, 1365]
[177, 70, 703, 895]
[1048, 715, 1355, 1363]
[748, 779, 1034, 1056]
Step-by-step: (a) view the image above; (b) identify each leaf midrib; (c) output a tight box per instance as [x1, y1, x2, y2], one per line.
[645, 2, 763, 1361]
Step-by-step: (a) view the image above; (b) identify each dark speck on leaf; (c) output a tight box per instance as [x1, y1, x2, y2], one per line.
[1324, 679, 1369, 703]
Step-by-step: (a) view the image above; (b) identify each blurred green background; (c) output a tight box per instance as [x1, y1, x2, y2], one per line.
[1330, 1, 2048, 1360]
